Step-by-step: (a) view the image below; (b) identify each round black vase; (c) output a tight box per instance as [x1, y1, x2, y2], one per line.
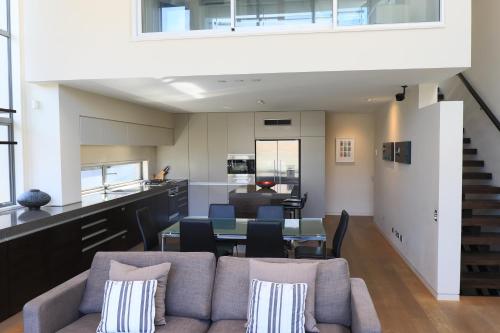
[17, 189, 51, 210]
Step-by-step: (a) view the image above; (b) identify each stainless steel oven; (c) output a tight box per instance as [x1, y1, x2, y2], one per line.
[227, 154, 256, 185]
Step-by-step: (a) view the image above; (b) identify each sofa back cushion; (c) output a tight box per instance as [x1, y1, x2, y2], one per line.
[211, 257, 351, 326]
[79, 252, 216, 320]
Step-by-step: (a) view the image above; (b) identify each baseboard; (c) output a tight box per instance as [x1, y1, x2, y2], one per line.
[373, 222, 460, 302]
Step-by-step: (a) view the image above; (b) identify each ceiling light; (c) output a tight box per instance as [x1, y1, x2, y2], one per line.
[223, 106, 232, 110]
[252, 79, 262, 82]
[217, 80, 227, 83]
[396, 85, 408, 102]
[161, 78, 174, 83]
[257, 99, 265, 105]
[367, 98, 373, 103]
[171, 82, 206, 99]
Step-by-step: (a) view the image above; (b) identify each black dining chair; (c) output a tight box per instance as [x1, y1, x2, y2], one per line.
[209, 204, 236, 219]
[136, 207, 160, 251]
[256, 205, 285, 220]
[294, 210, 350, 259]
[180, 219, 232, 257]
[282, 192, 308, 219]
[246, 220, 287, 258]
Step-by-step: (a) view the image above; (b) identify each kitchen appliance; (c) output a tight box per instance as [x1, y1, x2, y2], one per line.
[167, 185, 180, 222]
[256, 180, 276, 189]
[256, 140, 300, 187]
[227, 154, 256, 185]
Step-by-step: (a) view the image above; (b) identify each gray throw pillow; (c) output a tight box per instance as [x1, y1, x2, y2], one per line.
[248, 260, 319, 333]
[109, 260, 171, 326]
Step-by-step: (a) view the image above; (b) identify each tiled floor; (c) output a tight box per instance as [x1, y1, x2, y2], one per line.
[3, 216, 500, 332]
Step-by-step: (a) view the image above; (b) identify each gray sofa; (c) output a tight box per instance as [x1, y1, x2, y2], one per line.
[23, 252, 381, 333]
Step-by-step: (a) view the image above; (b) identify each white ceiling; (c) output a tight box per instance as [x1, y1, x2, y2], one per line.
[63, 68, 463, 113]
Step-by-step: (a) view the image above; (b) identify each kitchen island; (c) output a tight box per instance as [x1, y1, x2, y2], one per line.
[0, 180, 188, 321]
[229, 184, 296, 218]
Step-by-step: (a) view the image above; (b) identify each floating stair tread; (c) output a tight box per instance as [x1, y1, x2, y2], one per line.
[464, 148, 478, 155]
[463, 185, 500, 194]
[463, 160, 485, 167]
[463, 138, 471, 144]
[463, 216, 500, 226]
[463, 172, 492, 179]
[461, 272, 500, 289]
[462, 252, 500, 265]
[462, 200, 500, 209]
[462, 232, 500, 245]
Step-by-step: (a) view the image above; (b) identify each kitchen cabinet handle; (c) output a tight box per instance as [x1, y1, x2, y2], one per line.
[81, 230, 127, 253]
[82, 228, 108, 241]
[81, 218, 107, 230]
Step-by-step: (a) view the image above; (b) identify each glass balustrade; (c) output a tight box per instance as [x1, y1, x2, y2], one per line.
[140, 0, 441, 33]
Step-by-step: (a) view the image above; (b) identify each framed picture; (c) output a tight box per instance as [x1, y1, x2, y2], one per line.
[336, 138, 355, 163]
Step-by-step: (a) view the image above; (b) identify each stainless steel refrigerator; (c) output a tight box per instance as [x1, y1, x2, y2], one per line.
[255, 140, 300, 186]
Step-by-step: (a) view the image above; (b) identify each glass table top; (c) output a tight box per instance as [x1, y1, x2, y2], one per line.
[161, 217, 326, 241]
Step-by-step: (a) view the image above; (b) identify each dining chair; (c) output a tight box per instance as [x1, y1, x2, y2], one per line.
[209, 204, 236, 219]
[136, 207, 160, 251]
[246, 220, 287, 258]
[256, 205, 285, 220]
[180, 219, 232, 257]
[282, 192, 308, 218]
[294, 210, 350, 259]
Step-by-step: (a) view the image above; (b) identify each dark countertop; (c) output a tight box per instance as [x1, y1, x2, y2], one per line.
[229, 184, 296, 195]
[0, 180, 186, 244]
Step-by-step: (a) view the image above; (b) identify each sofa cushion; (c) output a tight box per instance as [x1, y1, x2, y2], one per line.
[211, 257, 351, 326]
[207, 320, 246, 333]
[316, 324, 350, 333]
[79, 252, 216, 320]
[207, 320, 350, 333]
[57, 314, 209, 333]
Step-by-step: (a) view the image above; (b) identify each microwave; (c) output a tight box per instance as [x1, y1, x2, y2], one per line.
[227, 154, 256, 175]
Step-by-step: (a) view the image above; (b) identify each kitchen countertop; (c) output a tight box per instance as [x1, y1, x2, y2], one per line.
[0, 180, 186, 244]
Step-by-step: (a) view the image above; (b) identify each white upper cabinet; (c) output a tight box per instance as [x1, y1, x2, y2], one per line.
[300, 111, 325, 137]
[80, 116, 173, 146]
[255, 112, 301, 139]
[227, 112, 255, 154]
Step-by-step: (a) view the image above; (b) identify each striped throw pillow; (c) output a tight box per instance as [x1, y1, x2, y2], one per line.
[97, 280, 158, 333]
[247, 279, 308, 333]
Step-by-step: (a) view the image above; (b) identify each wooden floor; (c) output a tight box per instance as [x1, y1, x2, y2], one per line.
[2, 216, 500, 332]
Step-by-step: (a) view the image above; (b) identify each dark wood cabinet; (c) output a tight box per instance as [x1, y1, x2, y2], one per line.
[0, 186, 185, 320]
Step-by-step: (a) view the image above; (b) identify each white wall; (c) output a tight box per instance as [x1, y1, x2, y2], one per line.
[374, 86, 463, 300]
[325, 112, 375, 216]
[21, 0, 470, 81]
[22, 84, 174, 205]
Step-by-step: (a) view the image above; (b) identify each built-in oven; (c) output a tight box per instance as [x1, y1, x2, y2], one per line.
[227, 154, 256, 185]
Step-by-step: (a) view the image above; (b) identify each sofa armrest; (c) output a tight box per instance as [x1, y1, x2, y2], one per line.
[350, 278, 381, 333]
[23, 270, 89, 333]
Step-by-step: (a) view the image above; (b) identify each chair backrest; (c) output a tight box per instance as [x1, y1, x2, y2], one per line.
[256, 205, 284, 220]
[180, 219, 218, 254]
[209, 204, 236, 219]
[300, 192, 309, 209]
[332, 210, 350, 258]
[246, 220, 286, 258]
[291, 185, 300, 198]
[136, 207, 160, 251]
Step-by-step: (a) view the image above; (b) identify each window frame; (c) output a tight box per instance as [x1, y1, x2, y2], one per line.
[132, 0, 445, 40]
[81, 161, 146, 195]
[0, 0, 16, 209]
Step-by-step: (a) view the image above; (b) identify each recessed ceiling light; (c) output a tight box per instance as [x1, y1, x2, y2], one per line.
[171, 82, 206, 99]
[162, 78, 174, 83]
[367, 98, 373, 103]
[223, 106, 232, 110]
[235, 79, 245, 83]
[257, 99, 265, 105]
[252, 79, 262, 82]
[217, 80, 227, 83]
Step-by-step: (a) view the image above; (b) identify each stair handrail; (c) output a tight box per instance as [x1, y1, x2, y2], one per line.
[458, 72, 500, 132]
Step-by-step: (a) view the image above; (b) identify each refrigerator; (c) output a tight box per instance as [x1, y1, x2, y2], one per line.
[255, 140, 300, 186]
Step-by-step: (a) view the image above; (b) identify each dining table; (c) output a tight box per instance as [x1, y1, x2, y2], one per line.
[160, 217, 327, 255]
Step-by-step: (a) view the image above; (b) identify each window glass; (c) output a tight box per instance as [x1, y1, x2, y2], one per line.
[0, 0, 7, 32]
[337, 0, 440, 27]
[0, 125, 11, 205]
[235, 0, 332, 27]
[81, 166, 104, 191]
[104, 163, 142, 186]
[0, 35, 9, 114]
[142, 0, 231, 33]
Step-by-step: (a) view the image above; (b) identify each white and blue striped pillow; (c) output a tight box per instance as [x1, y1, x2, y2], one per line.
[247, 279, 308, 333]
[97, 280, 158, 333]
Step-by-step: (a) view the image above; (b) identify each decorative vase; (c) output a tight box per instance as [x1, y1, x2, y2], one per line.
[17, 189, 51, 210]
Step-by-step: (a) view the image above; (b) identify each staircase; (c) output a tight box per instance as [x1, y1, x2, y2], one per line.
[461, 136, 500, 295]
